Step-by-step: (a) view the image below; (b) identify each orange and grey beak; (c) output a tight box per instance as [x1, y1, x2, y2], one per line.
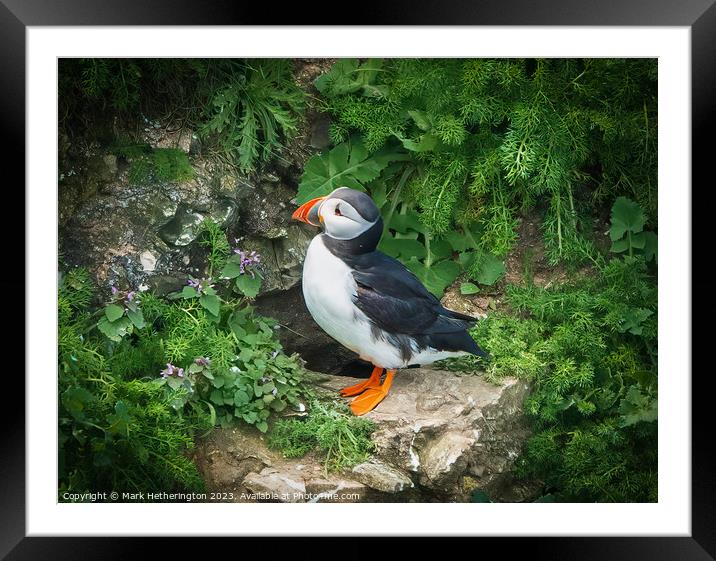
[291, 196, 325, 226]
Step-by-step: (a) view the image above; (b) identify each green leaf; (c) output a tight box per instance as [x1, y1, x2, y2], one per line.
[388, 211, 426, 234]
[314, 59, 383, 97]
[205, 401, 217, 426]
[61, 387, 94, 420]
[221, 261, 244, 279]
[235, 274, 262, 298]
[458, 250, 479, 270]
[270, 399, 287, 412]
[619, 307, 653, 335]
[166, 376, 183, 390]
[610, 238, 629, 253]
[181, 285, 198, 298]
[126, 307, 145, 329]
[444, 224, 482, 252]
[297, 137, 410, 204]
[199, 294, 220, 316]
[104, 304, 124, 322]
[643, 231, 658, 262]
[407, 110, 432, 131]
[256, 421, 269, 433]
[630, 231, 646, 249]
[234, 391, 250, 406]
[619, 386, 658, 427]
[470, 253, 506, 286]
[610, 197, 646, 240]
[107, 401, 131, 436]
[396, 132, 439, 153]
[429, 239, 453, 261]
[404, 257, 461, 297]
[314, 59, 360, 95]
[378, 235, 426, 260]
[97, 316, 132, 342]
[460, 282, 480, 295]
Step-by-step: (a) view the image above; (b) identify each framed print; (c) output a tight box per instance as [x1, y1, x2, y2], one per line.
[6, 0, 711, 558]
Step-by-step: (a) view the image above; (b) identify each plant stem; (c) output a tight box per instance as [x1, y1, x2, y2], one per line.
[424, 231, 432, 268]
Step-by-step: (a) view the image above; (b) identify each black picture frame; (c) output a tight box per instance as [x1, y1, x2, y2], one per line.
[6, 1, 710, 559]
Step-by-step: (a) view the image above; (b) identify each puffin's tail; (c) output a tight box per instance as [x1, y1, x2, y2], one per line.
[429, 309, 489, 359]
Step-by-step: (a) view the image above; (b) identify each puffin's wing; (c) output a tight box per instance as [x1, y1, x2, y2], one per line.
[348, 251, 477, 337]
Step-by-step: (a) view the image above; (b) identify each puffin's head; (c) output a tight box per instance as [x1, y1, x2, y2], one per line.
[292, 187, 381, 241]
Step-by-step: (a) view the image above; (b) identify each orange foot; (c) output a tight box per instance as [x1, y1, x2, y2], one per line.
[350, 370, 395, 416]
[339, 366, 384, 397]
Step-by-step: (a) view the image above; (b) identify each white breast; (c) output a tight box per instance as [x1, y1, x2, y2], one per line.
[301, 236, 405, 369]
[302, 235, 469, 369]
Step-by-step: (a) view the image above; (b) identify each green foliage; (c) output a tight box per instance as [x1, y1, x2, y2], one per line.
[197, 219, 231, 278]
[187, 307, 306, 432]
[59, 225, 308, 496]
[113, 143, 194, 185]
[460, 282, 480, 295]
[220, 252, 264, 298]
[314, 59, 387, 98]
[609, 196, 657, 261]
[59, 58, 306, 173]
[439, 199, 657, 502]
[311, 58, 657, 265]
[199, 59, 305, 172]
[59, 271, 210, 497]
[445, 254, 657, 501]
[296, 136, 409, 204]
[268, 400, 376, 473]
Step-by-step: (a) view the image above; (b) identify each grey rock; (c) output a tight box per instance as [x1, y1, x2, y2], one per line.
[159, 206, 206, 246]
[242, 472, 306, 503]
[193, 369, 535, 503]
[139, 250, 158, 272]
[304, 478, 368, 503]
[351, 460, 414, 494]
[193, 424, 371, 503]
[318, 368, 535, 501]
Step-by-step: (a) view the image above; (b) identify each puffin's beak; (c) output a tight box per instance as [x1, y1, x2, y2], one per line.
[292, 196, 325, 226]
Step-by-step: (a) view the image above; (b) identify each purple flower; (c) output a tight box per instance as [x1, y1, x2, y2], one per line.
[194, 357, 211, 367]
[126, 291, 136, 303]
[271, 350, 279, 359]
[160, 363, 184, 379]
[111, 286, 119, 296]
[232, 249, 261, 276]
[187, 278, 214, 294]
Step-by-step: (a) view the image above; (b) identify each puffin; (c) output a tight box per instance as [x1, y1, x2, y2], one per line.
[292, 187, 487, 415]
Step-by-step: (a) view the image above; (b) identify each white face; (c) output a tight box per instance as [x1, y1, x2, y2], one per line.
[318, 197, 377, 240]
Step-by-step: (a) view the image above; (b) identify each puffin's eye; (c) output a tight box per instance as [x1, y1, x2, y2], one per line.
[334, 205, 342, 216]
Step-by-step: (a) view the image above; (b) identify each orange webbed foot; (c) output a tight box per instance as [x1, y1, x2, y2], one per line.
[339, 366, 383, 397]
[349, 370, 395, 416]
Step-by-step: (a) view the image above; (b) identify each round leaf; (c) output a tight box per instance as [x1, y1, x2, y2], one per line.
[104, 304, 125, 322]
